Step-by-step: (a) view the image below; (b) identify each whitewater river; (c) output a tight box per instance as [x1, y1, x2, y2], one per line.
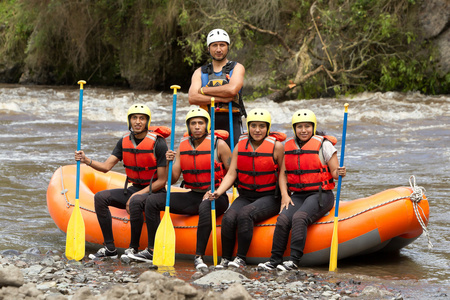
[0, 83, 448, 297]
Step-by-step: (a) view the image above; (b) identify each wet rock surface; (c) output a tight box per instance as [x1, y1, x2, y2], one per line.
[0, 247, 430, 299]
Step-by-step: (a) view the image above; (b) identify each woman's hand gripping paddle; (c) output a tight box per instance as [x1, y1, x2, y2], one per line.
[228, 102, 237, 203]
[153, 85, 180, 267]
[329, 103, 349, 272]
[65, 80, 87, 261]
[211, 97, 218, 266]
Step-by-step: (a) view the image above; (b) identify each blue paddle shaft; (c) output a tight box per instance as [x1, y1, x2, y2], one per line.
[228, 102, 234, 152]
[165, 90, 178, 207]
[211, 102, 215, 209]
[75, 88, 84, 200]
[334, 107, 348, 217]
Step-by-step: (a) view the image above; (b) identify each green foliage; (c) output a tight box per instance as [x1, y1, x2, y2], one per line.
[0, 0, 446, 96]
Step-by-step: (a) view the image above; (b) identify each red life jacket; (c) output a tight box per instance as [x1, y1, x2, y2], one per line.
[236, 134, 279, 192]
[179, 133, 226, 190]
[284, 135, 336, 192]
[122, 128, 168, 186]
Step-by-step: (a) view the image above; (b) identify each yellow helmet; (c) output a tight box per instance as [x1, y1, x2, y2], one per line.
[292, 109, 317, 135]
[185, 107, 211, 134]
[246, 108, 271, 136]
[127, 104, 151, 131]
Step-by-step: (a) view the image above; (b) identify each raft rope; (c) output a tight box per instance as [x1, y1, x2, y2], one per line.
[59, 167, 431, 240]
[59, 167, 130, 223]
[408, 175, 433, 249]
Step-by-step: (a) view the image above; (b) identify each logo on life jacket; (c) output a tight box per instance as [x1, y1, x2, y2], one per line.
[201, 61, 247, 117]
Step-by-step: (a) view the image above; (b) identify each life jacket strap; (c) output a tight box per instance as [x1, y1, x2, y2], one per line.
[237, 151, 273, 157]
[236, 169, 277, 176]
[285, 167, 328, 175]
[285, 149, 319, 155]
[179, 150, 211, 155]
[123, 164, 157, 172]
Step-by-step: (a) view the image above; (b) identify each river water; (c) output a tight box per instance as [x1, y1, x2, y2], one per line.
[0, 84, 448, 297]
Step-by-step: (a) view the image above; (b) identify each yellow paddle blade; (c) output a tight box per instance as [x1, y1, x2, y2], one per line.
[153, 207, 176, 266]
[232, 187, 237, 204]
[211, 209, 217, 266]
[329, 217, 339, 271]
[65, 199, 85, 261]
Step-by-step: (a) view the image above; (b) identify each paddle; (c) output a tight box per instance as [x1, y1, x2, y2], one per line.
[211, 97, 218, 266]
[228, 102, 238, 203]
[153, 85, 180, 267]
[329, 103, 349, 272]
[65, 80, 87, 261]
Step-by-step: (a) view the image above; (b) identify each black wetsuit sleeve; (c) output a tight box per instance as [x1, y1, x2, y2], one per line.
[111, 138, 123, 161]
[154, 137, 168, 167]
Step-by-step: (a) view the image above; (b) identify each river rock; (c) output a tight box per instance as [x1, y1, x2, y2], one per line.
[221, 282, 253, 300]
[418, 0, 449, 39]
[193, 270, 248, 285]
[0, 265, 24, 287]
[436, 28, 450, 76]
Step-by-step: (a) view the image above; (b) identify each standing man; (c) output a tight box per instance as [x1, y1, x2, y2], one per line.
[188, 28, 246, 147]
[75, 104, 168, 259]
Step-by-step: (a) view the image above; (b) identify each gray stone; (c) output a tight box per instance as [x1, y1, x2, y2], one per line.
[436, 28, 450, 76]
[0, 265, 24, 287]
[220, 282, 254, 300]
[139, 270, 166, 283]
[418, 0, 449, 39]
[174, 284, 198, 296]
[194, 270, 249, 286]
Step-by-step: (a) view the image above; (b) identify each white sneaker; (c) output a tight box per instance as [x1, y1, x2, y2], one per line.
[128, 248, 153, 263]
[120, 248, 136, 262]
[277, 260, 298, 271]
[228, 257, 246, 268]
[216, 258, 231, 269]
[88, 247, 118, 260]
[194, 256, 208, 270]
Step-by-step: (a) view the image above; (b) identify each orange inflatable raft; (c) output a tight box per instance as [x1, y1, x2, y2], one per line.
[47, 165, 430, 265]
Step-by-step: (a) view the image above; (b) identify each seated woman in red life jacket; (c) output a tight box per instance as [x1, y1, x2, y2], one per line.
[204, 108, 285, 269]
[128, 108, 232, 270]
[258, 109, 346, 271]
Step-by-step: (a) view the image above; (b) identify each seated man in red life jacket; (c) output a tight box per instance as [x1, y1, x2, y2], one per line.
[74, 104, 168, 260]
[258, 109, 346, 271]
[128, 108, 232, 270]
[188, 28, 246, 148]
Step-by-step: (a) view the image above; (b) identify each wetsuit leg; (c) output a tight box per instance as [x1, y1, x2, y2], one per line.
[289, 191, 335, 262]
[145, 191, 204, 249]
[128, 189, 165, 251]
[196, 193, 229, 256]
[220, 196, 251, 260]
[268, 198, 303, 265]
[235, 194, 280, 261]
[94, 186, 141, 250]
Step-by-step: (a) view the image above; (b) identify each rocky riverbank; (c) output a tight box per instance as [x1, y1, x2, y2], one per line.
[0, 248, 406, 299]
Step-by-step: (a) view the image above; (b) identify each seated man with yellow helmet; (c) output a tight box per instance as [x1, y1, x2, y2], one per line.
[128, 108, 232, 270]
[75, 104, 168, 260]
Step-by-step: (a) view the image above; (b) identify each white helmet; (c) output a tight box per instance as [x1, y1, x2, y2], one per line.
[207, 29, 230, 47]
